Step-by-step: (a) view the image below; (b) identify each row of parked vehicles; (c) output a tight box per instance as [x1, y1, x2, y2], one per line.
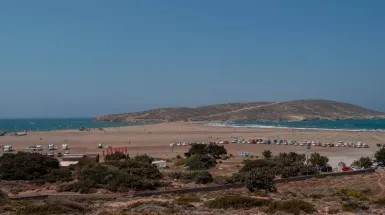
[231, 138, 369, 148]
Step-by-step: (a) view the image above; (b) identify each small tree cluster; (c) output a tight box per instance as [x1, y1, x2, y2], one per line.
[351, 157, 372, 168]
[188, 144, 227, 158]
[186, 155, 216, 170]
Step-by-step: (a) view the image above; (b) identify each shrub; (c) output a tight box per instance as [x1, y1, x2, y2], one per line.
[186, 155, 216, 170]
[43, 169, 73, 183]
[104, 152, 128, 161]
[373, 197, 385, 206]
[168, 172, 183, 180]
[194, 171, 213, 184]
[245, 168, 276, 192]
[342, 201, 369, 212]
[337, 188, 369, 201]
[188, 144, 227, 158]
[231, 172, 246, 183]
[240, 159, 273, 172]
[267, 200, 315, 215]
[0, 152, 60, 181]
[262, 150, 272, 159]
[351, 157, 372, 168]
[213, 176, 234, 185]
[309, 193, 324, 199]
[174, 194, 200, 206]
[15, 200, 88, 215]
[133, 154, 154, 164]
[375, 148, 385, 163]
[205, 195, 270, 209]
[309, 152, 329, 166]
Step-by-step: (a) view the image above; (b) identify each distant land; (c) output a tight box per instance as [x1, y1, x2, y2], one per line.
[94, 99, 385, 123]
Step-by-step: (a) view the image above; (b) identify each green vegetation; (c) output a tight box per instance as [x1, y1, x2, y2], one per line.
[373, 197, 385, 206]
[309, 152, 329, 166]
[104, 152, 129, 161]
[167, 171, 213, 184]
[337, 188, 369, 201]
[15, 200, 88, 215]
[205, 195, 270, 209]
[0, 152, 72, 185]
[188, 144, 227, 158]
[185, 154, 216, 170]
[267, 200, 316, 215]
[375, 148, 385, 163]
[342, 201, 369, 212]
[174, 194, 200, 206]
[133, 154, 154, 164]
[262, 150, 272, 159]
[213, 175, 234, 185]
[240, 152, 318, 179]
[245, 168, 276, 192]
[351, 157, 372, 168]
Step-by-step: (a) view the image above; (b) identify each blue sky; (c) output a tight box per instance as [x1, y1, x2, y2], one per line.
[1, 1, 384, 118]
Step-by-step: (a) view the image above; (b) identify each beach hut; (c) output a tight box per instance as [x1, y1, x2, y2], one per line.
[152, 160, 167, 169]
[3, 145, 12, 152]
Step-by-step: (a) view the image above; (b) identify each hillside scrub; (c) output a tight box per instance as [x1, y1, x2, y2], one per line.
[205, 195, 270, 209]
[0, 152, 62, 182]
[267, 200, 316, 215]
[188, 144, 227, 158]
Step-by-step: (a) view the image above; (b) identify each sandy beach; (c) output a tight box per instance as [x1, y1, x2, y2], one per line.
[1, 122, 385, 167]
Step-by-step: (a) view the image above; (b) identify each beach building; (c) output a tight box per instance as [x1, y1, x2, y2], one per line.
[152, 160, 167, 169]
[60, 161, 79, 169]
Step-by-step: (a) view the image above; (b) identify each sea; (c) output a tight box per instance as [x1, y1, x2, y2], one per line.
[204, 119, 385, 132]
[0, 118, 150, 132]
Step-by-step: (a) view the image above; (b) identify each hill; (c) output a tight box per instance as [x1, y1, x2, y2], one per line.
[94, 100, 385, 122]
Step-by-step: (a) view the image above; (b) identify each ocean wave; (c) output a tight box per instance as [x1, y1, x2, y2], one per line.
[202, 122, 385, 132]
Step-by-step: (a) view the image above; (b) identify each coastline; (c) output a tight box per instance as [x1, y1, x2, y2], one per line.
[2, 122, 385, 168]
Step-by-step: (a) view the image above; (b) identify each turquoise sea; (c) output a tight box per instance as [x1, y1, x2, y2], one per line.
[0, 118, 150, 132]
[205, 119, 385, 132]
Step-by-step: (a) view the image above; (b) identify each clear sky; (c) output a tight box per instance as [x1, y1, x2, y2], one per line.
[1, 1, 384, 118]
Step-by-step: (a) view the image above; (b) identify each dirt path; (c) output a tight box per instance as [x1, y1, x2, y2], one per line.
[191, 102, 280, 119]
[377, 169, 385, 194]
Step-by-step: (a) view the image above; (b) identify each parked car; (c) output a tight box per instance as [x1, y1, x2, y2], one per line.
[342, 167, 352, 172]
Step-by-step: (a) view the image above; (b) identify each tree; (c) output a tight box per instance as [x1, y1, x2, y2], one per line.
[240, 159, 273, 172]
[262, 150, 273, 159]
[206, 144, 227, 158]
[188, 144, 207, 155]
[194, 171, 213, 184]
[0, 152, 60, 181]
[375, 148, 385, 163]
[351, 157, 372, 168]
[309, 152, 329, 166]
[186, 155, 217, 170]
[188, 144, 227, 158]
[245, 168, 276, 192]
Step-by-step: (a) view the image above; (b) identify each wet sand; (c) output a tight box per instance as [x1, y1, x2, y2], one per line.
[1, 122, 385, 167]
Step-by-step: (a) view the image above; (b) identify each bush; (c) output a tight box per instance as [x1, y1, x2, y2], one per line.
[15, 200, 88, 215]
[0, 152, 60, 181]
[104, 152, 128, 161]
[375, 148, 385, 163]
[309, 152, 329, 166]
[194, 171, 213, 184]
[133, 154, 154, 164]
[188, 144, 227, 158]
[240, 159, 274, 172]
[213, 176, 234, 185]
[337, 188, 369, 201]
[168, 171, 183, 180]
[174, 194, 200, 206]
[231, 172, 246, 183]
[245, 168, 276, 192]
[186, 155, 216, 170]
[205, 195, 270, 209]
[351, 157, 372, 168]
[342, 201, 369, 212]
[262, 150, 273, 159]
[373, 197, 385, 206]
[267, 200, 315, 215]
[43, 169, 73, 183]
